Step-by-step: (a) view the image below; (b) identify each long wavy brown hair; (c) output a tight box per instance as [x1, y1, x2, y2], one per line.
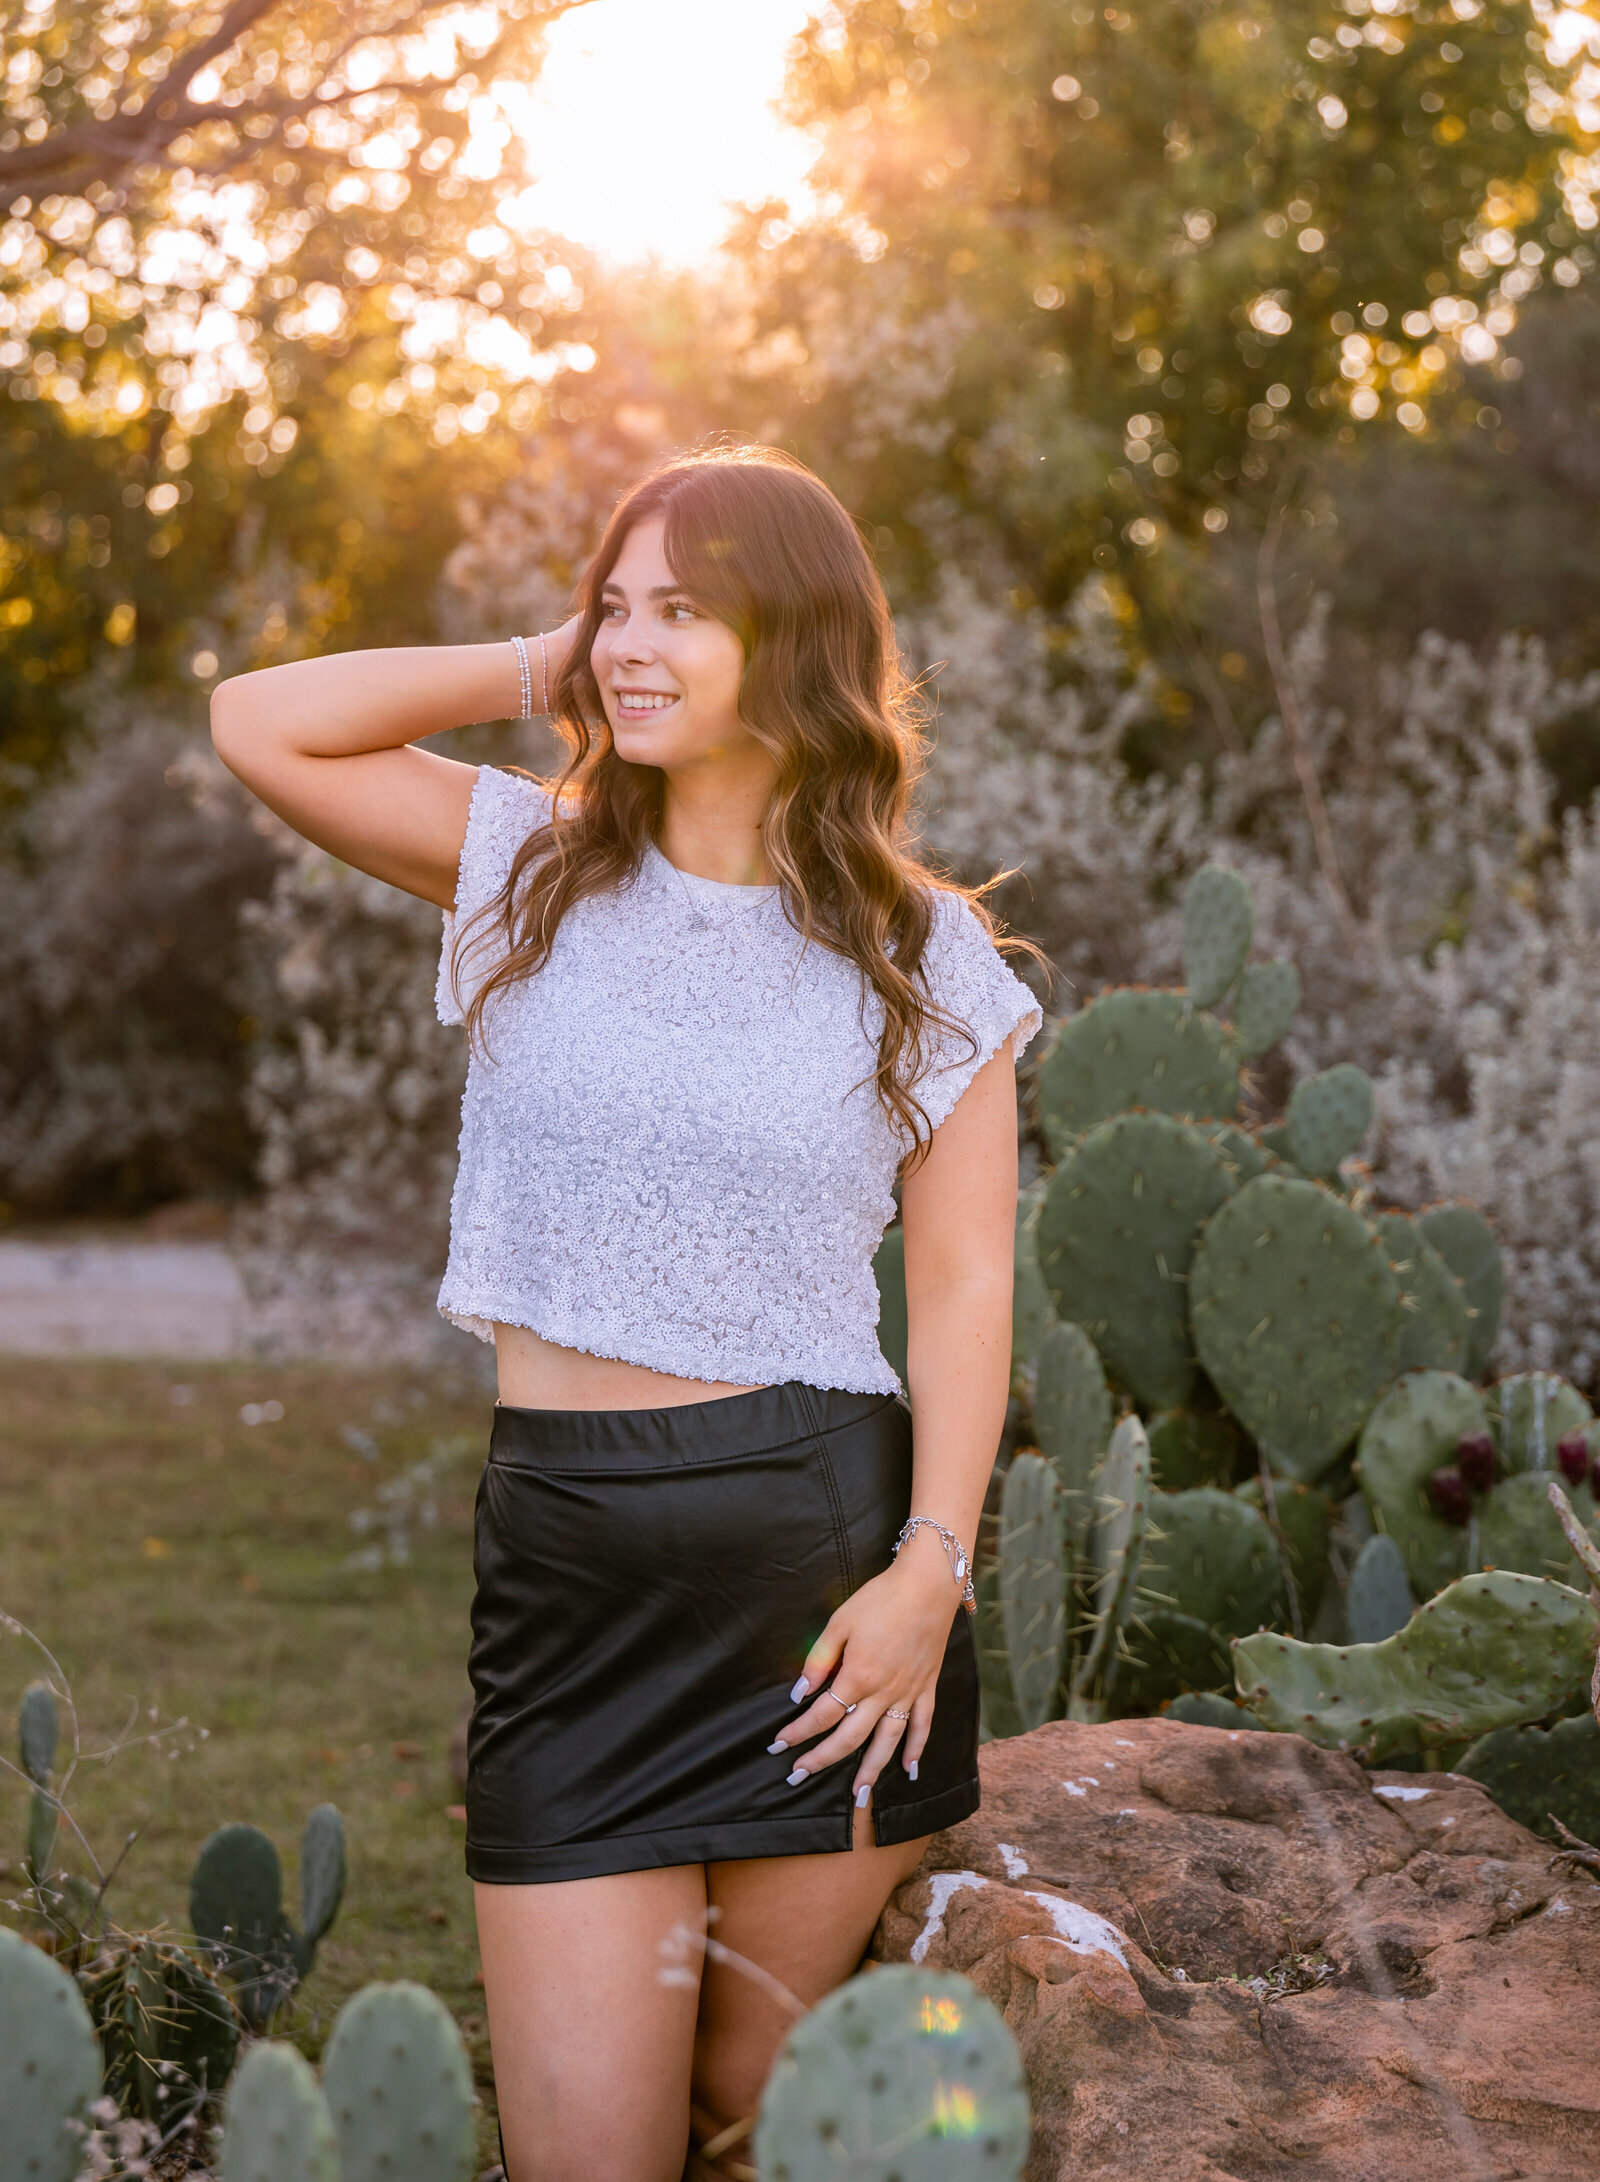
[456, 441, 1033, 1156]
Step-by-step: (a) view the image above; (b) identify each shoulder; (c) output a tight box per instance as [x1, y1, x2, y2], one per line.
[914, 887, 1045, 1064]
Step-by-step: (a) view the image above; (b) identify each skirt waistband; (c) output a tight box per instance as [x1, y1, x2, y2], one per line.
[488, 1379, 900, 1472]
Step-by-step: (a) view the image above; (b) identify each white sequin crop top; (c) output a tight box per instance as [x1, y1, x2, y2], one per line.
[435, 767, 1042, 1393]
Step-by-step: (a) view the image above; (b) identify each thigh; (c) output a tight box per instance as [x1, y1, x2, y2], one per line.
[693, 1814, 932, 2131]
[475, 1865, 706, 2182]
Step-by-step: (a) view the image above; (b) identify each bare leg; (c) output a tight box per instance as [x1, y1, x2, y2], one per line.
[691, 1804, 931, 2165]
[475, 1866, 707, 2182]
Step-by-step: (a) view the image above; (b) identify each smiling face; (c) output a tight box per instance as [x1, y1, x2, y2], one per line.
[590, 515, 755, 774]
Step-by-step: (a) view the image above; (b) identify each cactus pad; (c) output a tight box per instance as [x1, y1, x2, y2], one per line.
[1492, 1373, 1593, 1474]
[755, 1964, 1029, 2182]
[222, 2042, 339, 2182]
[1232, 959, 1300, 1059]
[1344, 1533, 1415, 1644]
[1379, 1213, 1472, 1379]
[1038, 1112, 1235, 1410]
[871, 1224, 908, 1389]
[1476, 1470, 1600, 1586]
[1009, 1187, 1052, 1400]
[82, 1937, 240, 2123]
[1355, 1371, 1485, 1598]
[1234, 1568, 1600, 1762]
[1073, 1414, 1153, 1708]
[297, 1804, 347, 1967]
[1182, 865, 1254, 1009]
[1284, 1064, 1374, 1178]
[1417, 1202, 1502, 1379]
[1115, 1608, 1234, 1713]
[323, 1981, 475, 2182]
[19, 1678, 59, 1785]
[1146, 1407, 1240, 1492]
[1235, 1476, 1335, 1625]
[1456, 1712, 1600, 1844]
[1190, 1174, 1401, 1483]
[1037, 989, 1240, 1153]
[1166, 1691, 1255, 1728]
[1196, 1120, 1273, 1183]
[0, 1923, 102, 2182]
[1032, 1317, 1112, 1532]
[998, 1454, 1066, 1732]
[1140, 1487, 1284, 1638]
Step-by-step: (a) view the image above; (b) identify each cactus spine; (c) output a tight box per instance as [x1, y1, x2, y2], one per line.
[0, 1923, 103, 2182]
[754, 1964, 1029, 2181]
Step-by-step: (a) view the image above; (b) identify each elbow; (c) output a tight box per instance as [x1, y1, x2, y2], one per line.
[209, 676, 251, 773]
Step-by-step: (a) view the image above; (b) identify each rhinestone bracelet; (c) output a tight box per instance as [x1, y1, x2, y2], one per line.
[892, 1517, 976, 1611]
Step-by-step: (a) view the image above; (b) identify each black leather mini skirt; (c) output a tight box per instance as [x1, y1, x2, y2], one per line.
[464, 1380, 980, 1884]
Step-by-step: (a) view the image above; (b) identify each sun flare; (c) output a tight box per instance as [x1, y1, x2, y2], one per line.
[500, 0, 821, 268]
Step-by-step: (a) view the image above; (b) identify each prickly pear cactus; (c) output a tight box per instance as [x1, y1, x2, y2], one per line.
[1113, 1609, 1233, 1714]
[191, 1822, 297, 2029]
[1190, 1174, 1401, 1483]
[1146, 1406, 1240, 1492]
[20, 1677, 59, 1783]
[1234, 1568, 1600, 1763]
[871, 1223, 908, 1389]
[1072, 1413, 1152, 1712]
[0, 1923, 103, 2182]
[1355, 1370, 1486, 1599]
[1196, 1119, 1273, 1184]
[1037, 988, 1240, 1154]
[1475, 1469, 1600, 1587]
[1182, 865, 1254, 1010]
[998, 1454, 1066, 1732]
[754, 1964, 1029, 2182]
[1284, 1063, 1374, 1179]
[1456, 1711, 1600, 1844]
[1032, 1316, 1112, 1535]
[1378, 1213, 1472, 1379]
[1232, 959, 1300, 1060]
[1417, 1202, 1502, 1380]
[1141, 1488, 1284, 1639]
[322, 1981, 474, 2182]
[295, 1805, 347, 1975]
[1038, 1112, 1235, 1411]
[1344, 1533, 1415, 1644]
[1492, 1373, 1593, 1474]
[222, 2041, 339, 2182]
[81, 1935, 240, 2123]
[1166, 1691, 1255, 1728]
[1234, 1476, 1335, 1626]
[1009, 1187, 1052, 1400]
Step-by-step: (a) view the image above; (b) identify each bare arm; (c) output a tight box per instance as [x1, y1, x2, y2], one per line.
[209, 617, 583, 908]
[777, 1040, 1018, 1795]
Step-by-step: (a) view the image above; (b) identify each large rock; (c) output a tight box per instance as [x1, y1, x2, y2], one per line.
[874, 1716, 1600, 2180]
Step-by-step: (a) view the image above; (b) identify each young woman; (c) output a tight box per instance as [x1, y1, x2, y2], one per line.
[212, 442, 1040, 2182]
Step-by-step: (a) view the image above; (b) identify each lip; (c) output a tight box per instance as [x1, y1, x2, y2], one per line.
[613, 687, 679, 699]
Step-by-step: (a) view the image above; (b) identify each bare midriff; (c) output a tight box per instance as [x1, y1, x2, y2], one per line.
[493, 1321, 764, 1411]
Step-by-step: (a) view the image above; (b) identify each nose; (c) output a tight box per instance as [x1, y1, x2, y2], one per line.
[612, 610, 659, 665]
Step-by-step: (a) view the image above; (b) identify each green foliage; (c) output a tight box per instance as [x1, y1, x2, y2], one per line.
[1457, 1713, 1600, 1844]
[191, 1807, 347, 2031]
[1146, 1406, 1239, 1492]
[0, 1923, 103, 2182]
[1235, 1476, 1335, 1627]
[1476, 1471, 1600, 1587]
[755, 1964, 1029, 2182]
[1232, 962, 1301, 1061]
[1113, 1611, 1233, 1715]
[1191, 1173, 1401, 1482]
[1234, 1570, 1600, 1763]
[1379, 1213, 1473, 1379]
[1181, 865, 1253, 1010]
[1284, 1064, 1375, 1180]
[81, 1934, 241, 2125]
[1073, 1414, 1153, 1713]
[1344, 1534, 1415, 1646]
[323, 1982, 475, 2182]
[998, 1455, 1066, 1732]
[1032, 1316, 1112, 1534]
[1009, 1188, 1052, 1399]
[1356, 1370, 1486, 1597]
[1142, 1489, 1283, 1639]
[222, 2043, 340, 2182]
[1038, 1111, 1235, 1410]
[871, 1224, 909, 1389]
[1417, 1203, 1504, 1380]
[1036, 990, 1240, 1153]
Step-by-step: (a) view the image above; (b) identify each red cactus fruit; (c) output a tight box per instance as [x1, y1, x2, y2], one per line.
[1557, 1430, 1590, 1490]
[1455, 1430, 1496, 1495]
[1427, 1465, 1472, 1526]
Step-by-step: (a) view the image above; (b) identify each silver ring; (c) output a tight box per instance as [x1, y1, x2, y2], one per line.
[885, 1707, 910, 1721]
[820, 1690, 857, 1715]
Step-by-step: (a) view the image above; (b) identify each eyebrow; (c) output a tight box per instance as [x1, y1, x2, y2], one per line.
[599, 580, 688, 601]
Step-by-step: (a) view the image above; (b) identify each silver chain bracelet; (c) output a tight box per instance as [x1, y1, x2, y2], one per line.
[892, 1517, 976, 1611]
[510, 633, 533, 719]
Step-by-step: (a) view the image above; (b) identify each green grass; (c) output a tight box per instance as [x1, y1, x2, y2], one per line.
[0, 1356, 505, 2163]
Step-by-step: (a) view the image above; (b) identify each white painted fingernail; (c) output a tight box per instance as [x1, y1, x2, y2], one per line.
[789, 1677, 810, 1704]
[907, 1759, 918, 1782]
[786, 1767, 808, 1786]
[854, 1784, 870, 1809]
[767, 1740, 788, 1754]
